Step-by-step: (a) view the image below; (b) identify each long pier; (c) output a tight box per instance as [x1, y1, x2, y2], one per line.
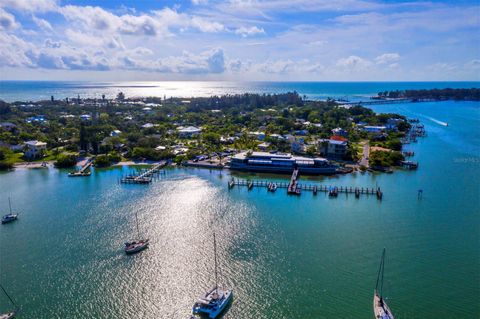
[229, 178, 383, 199]
[120, 161, 167, 184]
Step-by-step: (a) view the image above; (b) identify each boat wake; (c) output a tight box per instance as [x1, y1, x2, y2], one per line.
[423, 116, 448, 126]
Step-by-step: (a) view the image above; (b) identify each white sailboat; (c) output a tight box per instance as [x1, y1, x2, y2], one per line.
[0, 283, 17, 319]
[373, 248, 395, 319]
[1, 198, 18, 224]
[124, 211, 149, 254]
[192, 233, 233, 319]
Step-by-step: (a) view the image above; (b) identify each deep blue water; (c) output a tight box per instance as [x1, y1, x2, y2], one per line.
[0, 81, 479, 102]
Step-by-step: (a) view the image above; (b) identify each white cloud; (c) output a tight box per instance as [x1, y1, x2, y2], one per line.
[0, 8, 19, 30]
[0, 0, 58, 12]
[32, 15, 53, 31]
[235, 26, 265, 37]
[154, 48, 226, 74]
[375, 53, 400, 64]
[192, 0, 209, 5]
[336, 55, 372, 70]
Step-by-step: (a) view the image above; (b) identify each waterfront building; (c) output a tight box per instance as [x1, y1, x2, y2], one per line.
[229, 151, 336, 174]
[318, 137, 348, 158]
[24, 140, 47, 159]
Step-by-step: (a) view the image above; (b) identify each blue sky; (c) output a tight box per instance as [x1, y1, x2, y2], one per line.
[0, 0, 479, 81]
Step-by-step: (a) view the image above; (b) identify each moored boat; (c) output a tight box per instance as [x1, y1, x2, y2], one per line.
[2, 198, 18, 224]
[0, 283, 18, 319]
[192, 233, 233, 319]
[124, 211, 149, 255]
[373, 248, 395, 319]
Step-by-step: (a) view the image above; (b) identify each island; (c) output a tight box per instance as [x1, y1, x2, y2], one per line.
[0, 92, 417, 173]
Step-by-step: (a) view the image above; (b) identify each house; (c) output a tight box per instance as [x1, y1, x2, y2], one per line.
[319, 138, 348, 158]
[363, 126, 386, 134]
[24, 140, 47, 159]
[142, 123, 155, 129]
[177, 126, 202, 138]
[80, 114, 91, 121]
[258, 142, 271, 151]
[110, 130, 122, 137]
[26, 116, 46, 124]
[0, 122, 17, 131]
[248, 131, 265, 141]
[269, 134, 286, 140]
[332, 127, 348, 137]
[155, 145, 167, 151]
[386, 118, 404, 131]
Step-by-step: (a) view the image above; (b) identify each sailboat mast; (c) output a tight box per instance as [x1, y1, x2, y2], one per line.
[213, 232, 218, 292]
[0, 283, 16, 309]
[8, 197, 12, 214]
[375, 248, 386, 297]
[135, 211, 140, 239]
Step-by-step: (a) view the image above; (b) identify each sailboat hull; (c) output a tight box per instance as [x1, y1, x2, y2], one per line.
[125, 239, 149, 254]
[0, 311, 16, 319]
[373, 292, 395, 319]
[193, 288, 233, 319]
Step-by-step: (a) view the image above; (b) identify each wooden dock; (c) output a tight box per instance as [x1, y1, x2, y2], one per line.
[120, 161, 167, 184]
[68, 157, 94, 177]
[229, 178, 383, 199]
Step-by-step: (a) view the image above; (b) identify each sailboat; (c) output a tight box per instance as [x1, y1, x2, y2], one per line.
[124, 211, 149, 254]
[192, 233, 233, 319]
[373, 248, 395, 319]
[1, 198, 18, 224]
[0, 283, 17, 319]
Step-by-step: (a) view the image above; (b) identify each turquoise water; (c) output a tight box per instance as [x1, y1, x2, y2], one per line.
[0, 100, 479, 318]
[0, 81, 479, 102]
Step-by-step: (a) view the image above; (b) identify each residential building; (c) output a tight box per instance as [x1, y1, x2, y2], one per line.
[332, 127, 348, 137]
[24, 140, 47, 159]
[177, 126, 202, 138]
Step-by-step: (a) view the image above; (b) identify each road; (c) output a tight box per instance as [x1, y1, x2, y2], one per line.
[359, 141, 370, 167]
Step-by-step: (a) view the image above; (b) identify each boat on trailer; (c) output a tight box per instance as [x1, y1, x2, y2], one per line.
[373, 248, 395, 319]
[192, 233, 233, 319]
[1, 198, 18, 224]
[124, 211, 149, 254]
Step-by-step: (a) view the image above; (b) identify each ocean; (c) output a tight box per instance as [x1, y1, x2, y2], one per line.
[0, 81, 479, 102]
[0, 82, 479, 318]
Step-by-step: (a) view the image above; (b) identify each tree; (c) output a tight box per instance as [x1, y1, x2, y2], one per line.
[54, 154, 78, 168]
[116, 92, 125, 101]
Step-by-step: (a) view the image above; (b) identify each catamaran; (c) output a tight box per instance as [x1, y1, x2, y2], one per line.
[192, 233, 233, 319]
[0, 283, 17, 319]
[124, 211, 149, 254]
[1, 198, 18, 224]
[373, 248, 395, 319]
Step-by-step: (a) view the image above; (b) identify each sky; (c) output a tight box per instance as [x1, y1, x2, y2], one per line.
[0, 0, 479, 81]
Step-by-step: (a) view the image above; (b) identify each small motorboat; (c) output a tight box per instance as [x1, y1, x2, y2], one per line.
[124, 239, 149, 254]
[2, 198, 18, 224]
